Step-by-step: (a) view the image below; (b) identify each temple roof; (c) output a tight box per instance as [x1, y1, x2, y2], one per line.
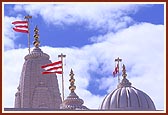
[99, 64, 156, 111]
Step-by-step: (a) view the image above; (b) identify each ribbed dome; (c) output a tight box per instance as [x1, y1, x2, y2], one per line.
[99, 64, 156, 111]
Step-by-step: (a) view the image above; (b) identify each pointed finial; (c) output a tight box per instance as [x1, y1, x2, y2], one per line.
[69, 69, 76, 93]
[33, 25, 40, 48]
[122, 64, 127, 79]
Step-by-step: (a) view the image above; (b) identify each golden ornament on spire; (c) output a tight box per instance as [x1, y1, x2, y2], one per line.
[122, 64, 127, 79]
[33, 25, 40, 48]
[69, 69, 76, 93]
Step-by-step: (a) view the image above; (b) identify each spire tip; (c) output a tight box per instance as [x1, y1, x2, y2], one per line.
[69, 69, 76, 93]
[33, 25, 40, 48]
[122, 64, 127, 79]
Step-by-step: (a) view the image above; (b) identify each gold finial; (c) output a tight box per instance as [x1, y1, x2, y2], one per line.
[122, 64, 127, 79]
[69, 69, 76, 93]
[33, 25, 40, 48]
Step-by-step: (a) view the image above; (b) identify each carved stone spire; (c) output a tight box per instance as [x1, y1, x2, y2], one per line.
[33, 25, 40, 48]
[14, 37, 62, 109]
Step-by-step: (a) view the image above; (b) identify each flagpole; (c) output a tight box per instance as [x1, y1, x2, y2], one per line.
[115, 57, 122, 84]
[117, 61, 120, 84]
[24, 15, 32, 54]
[58, 53, 66, 101]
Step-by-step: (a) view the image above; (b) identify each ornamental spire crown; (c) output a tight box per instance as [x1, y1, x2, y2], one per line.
[122, 64, 127, 79]
[69, 69, 76, 93]
[117, 64, 131, 88]
[33, 25, 40, 48]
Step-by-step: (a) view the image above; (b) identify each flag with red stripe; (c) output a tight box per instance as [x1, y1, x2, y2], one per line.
[42, 71, 63, 75]
[113, 64, 119, 77]
[12, 20, 29, 33]
[41, 61, 62, 68]
[41, 61, 62, 75]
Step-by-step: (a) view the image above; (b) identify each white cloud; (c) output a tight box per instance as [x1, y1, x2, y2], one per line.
[3, 22, 165, 110]
[3, 48, 27, 107]
[4, 16, 16, 50]
[13, 4, 148, 32]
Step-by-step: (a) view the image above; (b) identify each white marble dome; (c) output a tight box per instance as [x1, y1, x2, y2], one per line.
[99, 65, 156, 111]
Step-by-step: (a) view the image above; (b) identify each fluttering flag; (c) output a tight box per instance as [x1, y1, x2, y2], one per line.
[42, 71, 62, 74]
[41, 61, 62, 74]
[12, 21, 29, 33]
[113, 64, 119, 77]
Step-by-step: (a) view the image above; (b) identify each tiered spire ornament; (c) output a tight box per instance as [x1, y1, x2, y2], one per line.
[122, 64, 127, 79]
[117, 64, 131, 88]
[33, 25, 40, 48]
[69, 69, 76, 93]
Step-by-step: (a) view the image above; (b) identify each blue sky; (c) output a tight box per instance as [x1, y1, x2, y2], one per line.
[3, 3, 165, 111]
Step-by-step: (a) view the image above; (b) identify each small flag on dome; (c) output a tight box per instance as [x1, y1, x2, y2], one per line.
[113, 64, 119, 77]
[41, 61, 62, 74]
[12, 20, 29, 33]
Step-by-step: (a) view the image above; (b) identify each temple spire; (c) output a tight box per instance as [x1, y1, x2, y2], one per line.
[33, 25, 40, 48]
[69, 69, 76, 93]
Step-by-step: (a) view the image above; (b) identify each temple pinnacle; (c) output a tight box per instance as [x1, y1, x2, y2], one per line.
[33, 25, 40, 48]
[122, 64, 127, 79]
[69, 69, 76, 93]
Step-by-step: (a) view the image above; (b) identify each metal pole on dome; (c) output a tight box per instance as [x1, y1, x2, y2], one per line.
[115, 57, 122, 84]
[58, 53, 66, 101]
[24, 15, 32, 54]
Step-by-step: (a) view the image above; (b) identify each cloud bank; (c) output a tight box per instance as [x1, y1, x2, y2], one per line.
[13, 4, 149, 32]
[3, 3, 165, 110]
[4, 23, 164, 109]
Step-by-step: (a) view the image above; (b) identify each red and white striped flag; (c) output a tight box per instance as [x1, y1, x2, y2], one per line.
[12, 21, 29, 33]
[41, 61, 62, 74]
[113, 64, 119, 77]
